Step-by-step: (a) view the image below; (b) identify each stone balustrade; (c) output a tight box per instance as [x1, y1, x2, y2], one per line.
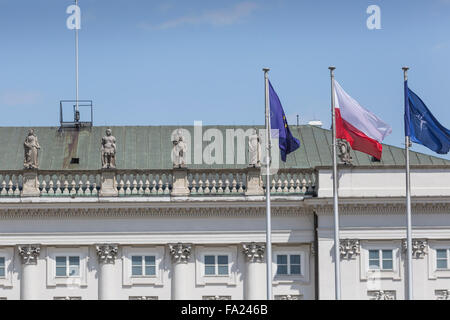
[0, 168, 316, 198]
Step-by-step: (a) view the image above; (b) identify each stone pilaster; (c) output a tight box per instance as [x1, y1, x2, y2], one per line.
[169, 243, 192, 300]
[242, 242, 266, 300]
[18, 244, 41, 300]
[96, 244, 119, 300]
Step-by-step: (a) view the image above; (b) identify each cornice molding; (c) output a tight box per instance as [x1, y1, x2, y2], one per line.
[0, 206, 310, 218]
[312, 201, 450, 216]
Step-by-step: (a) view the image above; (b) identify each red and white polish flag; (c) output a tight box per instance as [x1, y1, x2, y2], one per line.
[333, 80, 392, 160]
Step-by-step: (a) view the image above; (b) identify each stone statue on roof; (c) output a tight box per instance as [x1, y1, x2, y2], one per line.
[24, 129, 40, 169]
[248, 128, 261, 168]
[172, 129, 187, 168]
[337, 139, 352, 165]
[101, 128, 116, 169]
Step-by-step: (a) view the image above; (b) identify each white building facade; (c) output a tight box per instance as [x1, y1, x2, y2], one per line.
[0, 125, 449, 300]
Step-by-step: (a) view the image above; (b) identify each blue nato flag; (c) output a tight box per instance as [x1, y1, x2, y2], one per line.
[404, 81, 450, 154]
[269, 81, 300, 162]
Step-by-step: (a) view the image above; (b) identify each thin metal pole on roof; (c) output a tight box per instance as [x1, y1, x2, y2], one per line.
[75, 0, 80, 122]
[263, 68, 272, 300]
[403, 66, 413, 300]
[329, 66, 341, 300]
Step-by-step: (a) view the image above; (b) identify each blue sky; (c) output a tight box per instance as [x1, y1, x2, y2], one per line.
[0, 0, 449, 159]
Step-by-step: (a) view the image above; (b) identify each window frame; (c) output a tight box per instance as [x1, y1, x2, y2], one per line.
[46, 247, 88, 287]
[131, 255, 157, 277]
[435, 249, 449, 270]
[0, 248, 13, 288]
[428, 242, 450, 280]
[195, 246, 237, 286]
[368, 249, 394, 271]
[55, 255, 81, 278]
[122, 246, 164, 286]
[0, 257, 5, 278]
[272, 246, 310, 285]
[203, 254, 230, 277]
[360, 241, 401, 281]
[275, 254, 302, 276]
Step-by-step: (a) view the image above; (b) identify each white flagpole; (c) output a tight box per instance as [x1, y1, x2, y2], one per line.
[75, 0, 80, 122]
[263, 68, 273, 300]
[329, 66, 341, 300]
[403, 66, 413, 300]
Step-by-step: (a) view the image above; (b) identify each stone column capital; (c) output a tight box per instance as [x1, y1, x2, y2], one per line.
[95, 244, 119, 264]
[339, 239, 360, 259]
[168, 243, 192, 264]
[242, 242, 265, 263]
[18, 244, 41, 265]
[402, 239, 428, 258]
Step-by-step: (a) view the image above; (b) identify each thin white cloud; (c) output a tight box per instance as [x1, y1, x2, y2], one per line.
[0, 90, 42, 106]
[433, 42, 448, 50]
[143, 2, 259, 30]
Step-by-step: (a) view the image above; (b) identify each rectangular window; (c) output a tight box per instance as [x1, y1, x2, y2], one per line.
[276, 254, 301, 275]
[204, 255, 229, 276]
[55, 256, 80, 277]
[0, 257, 5, 278]
[368, 250, 393, 270]
[436, 249, 449, 269]
[131, 256, 156, 277]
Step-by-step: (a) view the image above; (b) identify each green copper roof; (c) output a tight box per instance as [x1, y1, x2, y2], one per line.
[0, 125, 448, 171]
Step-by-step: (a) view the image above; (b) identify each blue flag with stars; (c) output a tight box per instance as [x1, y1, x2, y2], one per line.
[269, 81, 301, 162]
[404, 81, 450, 154]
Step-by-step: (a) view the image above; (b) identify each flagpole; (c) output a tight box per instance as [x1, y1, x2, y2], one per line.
[74, 0, 80, 122]
[329, 66, 341, 300]
[263, 68, 272, 300]
[403, 66, 413, 300]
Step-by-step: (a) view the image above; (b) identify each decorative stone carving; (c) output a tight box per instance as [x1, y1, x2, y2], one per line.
[95, 244, 119, 264]
[402, 239, 428, 258]
[172, 130, 187, 168]
[129, 296, 158, 300]
[23, 129, 40, 169]
[242, 242, 265, 263]
[337, 139, 352, 165]
[203, 296, 232, 300]
[367, 290, 395, 300]
[368, 290, 396, 300]
[248, 128, 261, 168]
[339, 239, 360, 259]
[169, 243, 192, 264]
[435, 289, 450, 300]
[275, 295, 302, 300]
[18, 244, 41, 265]
[101, 129, 116, 169]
